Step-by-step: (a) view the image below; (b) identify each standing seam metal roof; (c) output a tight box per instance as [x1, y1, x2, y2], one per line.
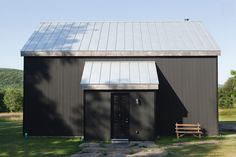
[21, 21, 220, 56]
[80, 61, 159, 89]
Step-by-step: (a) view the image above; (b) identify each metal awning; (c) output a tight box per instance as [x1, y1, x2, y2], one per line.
[80, 61, 159, 90]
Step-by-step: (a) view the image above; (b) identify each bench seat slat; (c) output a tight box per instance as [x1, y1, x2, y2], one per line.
[176, 131, 203, 134]
[176, 127, 201, 130]
[176, 124, 200, 127]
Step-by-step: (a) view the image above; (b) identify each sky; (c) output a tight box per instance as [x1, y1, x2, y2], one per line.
[0, 0, 235, 84]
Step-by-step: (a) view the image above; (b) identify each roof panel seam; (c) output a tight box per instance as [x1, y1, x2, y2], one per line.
[99, 62, 103, 83]
[139, 22, 144, 50]
[87, 23, 96, 52]
[115, 22, 118, 51]
[108, 62, 112, 84]
[131, 23, 134, 50]
[22, 23, 45, 51]
[184, 22, 197, 50]
[124, 23, 126, 50]
[154, 23, 162, 50]
[96, 22, 104, 51]
[51, 23, 68, 50]
[105, 22, 111, 51]
[190, 22, 207, 50]
[147, 23, 153, 50]
[197, 22, 219, 50]
[42, 23, 59, 50]
[77, 22, 89, 50]
[69, 22, 82, 50]
[57, 22, 74, 50]
[138, 62, 141, 83]
[32, 22, 52, 51]
[147, 62, 151, 83]
[88, 62, 93, 84]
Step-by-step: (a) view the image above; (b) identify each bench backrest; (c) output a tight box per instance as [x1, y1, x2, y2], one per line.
[175, 123, 201, 131]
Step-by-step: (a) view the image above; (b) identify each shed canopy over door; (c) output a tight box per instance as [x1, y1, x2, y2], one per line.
[80, 61, 159, 90]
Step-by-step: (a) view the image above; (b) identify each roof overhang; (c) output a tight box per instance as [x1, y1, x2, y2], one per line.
[80, 61, 159, 90]
[21, 50, 220, 57]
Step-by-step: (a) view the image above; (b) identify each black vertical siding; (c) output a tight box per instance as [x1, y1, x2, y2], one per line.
[84, 91, 111, 140]
[24, 58, 84, 136]
[155, 58, 218, 135]
[23, 57, 218, 137]
[129, 92, 155, 140]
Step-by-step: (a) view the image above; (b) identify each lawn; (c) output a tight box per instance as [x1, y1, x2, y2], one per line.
[1, 109, 236, 157]
[219, 108, 236, 122]
[0, 114, 82, 157]
[155, 108, 236, 157]
[156, 133, 236, 157]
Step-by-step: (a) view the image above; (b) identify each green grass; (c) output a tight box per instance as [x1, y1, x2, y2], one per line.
[0, 108, 235, 157]
[0, 121, 82, 157]
[156, 133, 236, 157]
[154, 108, 236, 157]
[219, 108, 236, 122]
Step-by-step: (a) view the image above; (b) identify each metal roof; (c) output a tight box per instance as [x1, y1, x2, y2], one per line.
[80, 61, 159, 90]
[21, 21, 220, 56]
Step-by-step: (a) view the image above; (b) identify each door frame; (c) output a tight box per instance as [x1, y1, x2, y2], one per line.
[111, 92, 130, 139]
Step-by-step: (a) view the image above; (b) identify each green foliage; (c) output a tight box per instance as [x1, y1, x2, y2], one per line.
[219, 70, 236, 108]
[0, 89, 7, 112]
[3, 88, 23, 112]
[0, 68, 23, 89]
[0, 68, 23, 112]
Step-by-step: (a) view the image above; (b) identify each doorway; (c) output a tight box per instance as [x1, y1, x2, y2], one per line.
[111, 93, 130, 139]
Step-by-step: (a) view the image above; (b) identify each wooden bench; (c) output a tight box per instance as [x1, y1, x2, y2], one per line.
[175, 123, 203, 138]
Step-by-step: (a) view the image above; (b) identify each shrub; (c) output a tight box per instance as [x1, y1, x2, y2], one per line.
[3, 88, 23, 112]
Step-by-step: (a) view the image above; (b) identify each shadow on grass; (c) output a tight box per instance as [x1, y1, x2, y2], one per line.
[0, 121, 82, 157]
[155, 132, 236, 157]
[156, 136, 224, 157]
[219, 121, 236, 124]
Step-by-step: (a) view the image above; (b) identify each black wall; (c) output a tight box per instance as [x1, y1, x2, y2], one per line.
[84, 91, 155, 141]
[23, 56, 218, 137]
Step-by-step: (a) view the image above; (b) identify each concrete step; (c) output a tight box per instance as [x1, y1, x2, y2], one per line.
[112, 139, 129, 144]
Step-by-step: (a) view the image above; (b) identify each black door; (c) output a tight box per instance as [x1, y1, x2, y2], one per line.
[111, 93, 129, 139]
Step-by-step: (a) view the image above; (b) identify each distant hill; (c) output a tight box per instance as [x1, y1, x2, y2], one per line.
[0, 68, 23, 89]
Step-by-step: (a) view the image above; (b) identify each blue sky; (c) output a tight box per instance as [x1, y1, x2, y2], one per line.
[0, 0, 235, 84]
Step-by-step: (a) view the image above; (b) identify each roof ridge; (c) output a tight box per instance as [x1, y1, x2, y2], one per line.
[40, 21, 203, 24]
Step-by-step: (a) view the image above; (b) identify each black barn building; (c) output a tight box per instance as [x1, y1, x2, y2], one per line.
[21, 21, 220, 141]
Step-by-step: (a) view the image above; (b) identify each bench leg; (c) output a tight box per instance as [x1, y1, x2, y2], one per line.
[176, 133, 179, 139]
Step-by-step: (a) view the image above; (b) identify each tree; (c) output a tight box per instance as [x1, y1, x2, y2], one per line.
[219, 70, 236, 108]
[0, 89, 7, 112]
[3, 88, 23, 112]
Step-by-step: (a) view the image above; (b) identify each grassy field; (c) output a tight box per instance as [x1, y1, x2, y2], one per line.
[0, 114, 82, 157]
[0, 112, 22, 122]
[155, 108, 236, 157]
[0, 109, 236, 157]
[219, 108, 236, 122]
[156, 133, 236, 157]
